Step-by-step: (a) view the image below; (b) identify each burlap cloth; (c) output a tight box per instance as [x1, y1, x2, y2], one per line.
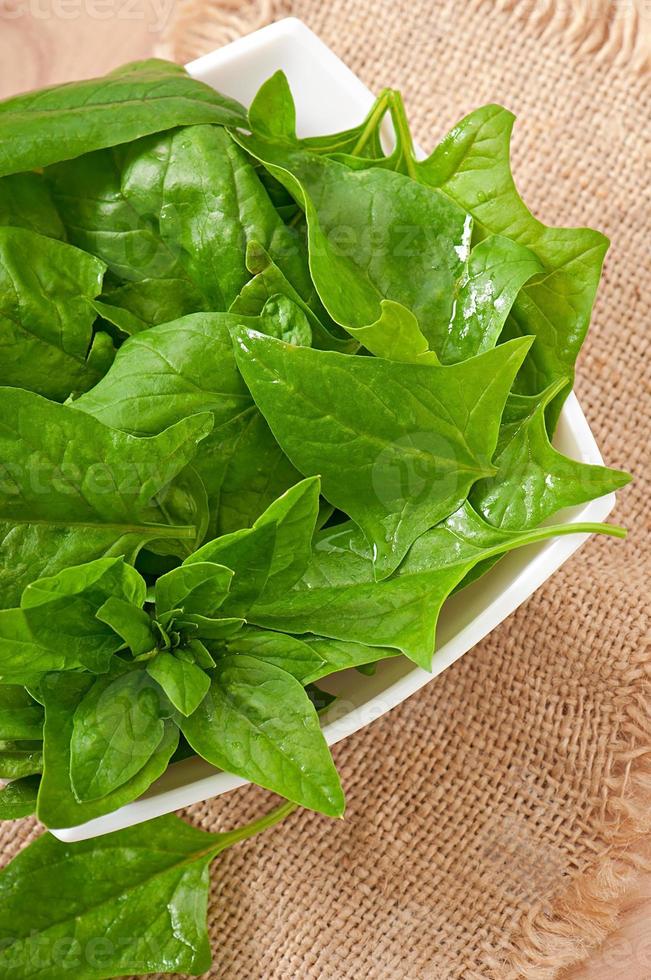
[1, 2, 649, 978]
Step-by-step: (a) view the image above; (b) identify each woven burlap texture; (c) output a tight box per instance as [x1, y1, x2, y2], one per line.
[1, 2, 649, 979]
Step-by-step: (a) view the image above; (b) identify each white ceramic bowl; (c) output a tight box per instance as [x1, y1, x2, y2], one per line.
[52, 17, 616, 842]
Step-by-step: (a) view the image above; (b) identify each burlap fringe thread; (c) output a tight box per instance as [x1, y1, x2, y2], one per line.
[486, 674, 651, 979]
[157, 2, 651, 977]
[159, 0, 651, 70]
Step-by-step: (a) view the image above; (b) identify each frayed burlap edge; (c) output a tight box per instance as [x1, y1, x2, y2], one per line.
[157, 2, 651, 977]
[158, 0, 651, 71]
[485, 663, 651, 979]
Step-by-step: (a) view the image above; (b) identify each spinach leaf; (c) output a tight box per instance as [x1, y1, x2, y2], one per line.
[251, 476, 321, 600]
[0, 387, 212, 606]
[37, 673, 178, 828]
[471, 383, 631, 529]
[155, 562, 233, 619]
[230, 241, 357, 353]
[69, 668, 168, 801]
[0, 775, 40, 820]
[48, 124, 311, 318]
[0, 227, 113, 400]
[186, 523, 276, 618]
[96, 597, 156, 658]
[0, 558, 145, 680]
[439, 235, 543, 363]
[0, 58, 247, 177]
[233, 328, 531, 578]
[228, 628, 398, 685]
[0, 173, 65, 239]
[250, 504, 625, 668]
[181, 655, 344, 816]
[74, 311, 302, 539]
[0, 742, 43, 779]
[0, 801, 294, 979]
[417, 104, 608, 428]
[185, 477, 320, 615]
[0, 686, 43, 741]
[233, 130, 470, 360]
[146, 652, 211, 717]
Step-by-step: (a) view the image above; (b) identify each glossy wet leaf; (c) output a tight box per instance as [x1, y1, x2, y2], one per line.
[181, 655, 344, 816]
[234, 130, 470, 359]
[0, 558, 146, 680]
[438, 234, 543, 363]
[0, 742, 43, 779]
[230, 241, 356, 353]
[233, 329, 531, 577]
[418, 103, 609, 428]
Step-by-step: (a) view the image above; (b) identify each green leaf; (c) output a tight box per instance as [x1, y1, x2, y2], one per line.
[186, 523, 276, 618]
[0, 558, 145, 679]
[147, 652, 210, 717]
[0, 387, 212, 607]
[0, 172, 66, 239]
[250, 504, 625, 668]
[73, 310, 302, 539]
[252, 476, 321, 600]
[418, 104, 609, 428]
[438, 235, 543, 363]
[90, 298, 147, 338]
[37, 673, 178, 828]
[70, 668, 168, 801]
[0, 686, 43, 740]
[227, 628, 397, 684]
[0, 801, 294, 979]
[233, 328, 531, 577]
[0, 775, 40, 820]
[0, 227, 112, 400]
[181, 655, 344, 816]
[233, 132, 470, 359]
[230, 241, 357, 353]
[0, 742, 43, 779]
[248, 70, 297, 141]
[95, 597, 156, 658]
[0, 58, 247, 177]
[155, 562, 233, 619]
[48, 125, 311, 316]
[471, 383, 631, 529]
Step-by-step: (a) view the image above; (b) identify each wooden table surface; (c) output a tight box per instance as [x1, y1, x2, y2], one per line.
[0, 9, 649, 978]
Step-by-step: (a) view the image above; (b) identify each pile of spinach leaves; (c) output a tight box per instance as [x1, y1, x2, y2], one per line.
[0, 61, 629, 978]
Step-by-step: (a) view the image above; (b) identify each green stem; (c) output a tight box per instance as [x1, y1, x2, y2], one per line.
[350, 89, 392, 157]
[218, 800, 298, 850]
[388, 90, 418, 180]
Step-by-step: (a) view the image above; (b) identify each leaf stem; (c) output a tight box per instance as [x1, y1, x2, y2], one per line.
[387, 90, 418, 180]
[350, 89, 392, 157]
[217, 800, 298, 851]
